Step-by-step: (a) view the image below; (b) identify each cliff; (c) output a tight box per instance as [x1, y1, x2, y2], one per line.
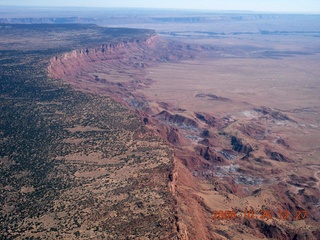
[48, 34, 160, 79]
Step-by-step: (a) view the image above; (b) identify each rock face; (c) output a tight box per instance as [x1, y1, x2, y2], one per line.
[47, 35, 207, 238]
[167, 127, 182, 145]
[195, 145, 225, 163]
[46, 29, 320, 240]
[231, 136, 253, 155]
[265, 148, 291, 162]
[237, 122, 265, 140]
[48, 34, 159, 78]
[0, 24, 184, 240]
[48, 32, 197, 82]
[254, 106, 292, 121]
[47, 32, 198, 111]
[195, 112, 216, 127]
[155, 110, 198, 128]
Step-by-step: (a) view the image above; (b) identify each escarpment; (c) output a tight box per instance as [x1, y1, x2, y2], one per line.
[46, 31, 320, 239]
[48, 34, 160, 78]
[2, 18, 319, 239]
[47, 33, 200, 110]
[46, 33, 227, 239]
[48, 33, 198, 82]
[47, 33, 203, 239]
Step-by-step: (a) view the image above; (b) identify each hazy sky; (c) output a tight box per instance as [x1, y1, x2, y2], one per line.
[1, 0, 319, 13]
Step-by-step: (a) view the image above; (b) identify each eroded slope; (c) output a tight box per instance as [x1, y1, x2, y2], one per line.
[47, 23, 320, 240]
[0, 24, 179, 239]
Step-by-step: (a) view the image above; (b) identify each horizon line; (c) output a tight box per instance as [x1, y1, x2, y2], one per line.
[1, 5, 320, 15]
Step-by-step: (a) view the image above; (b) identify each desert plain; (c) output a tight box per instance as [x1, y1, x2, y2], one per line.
[1, 9, 320, 240]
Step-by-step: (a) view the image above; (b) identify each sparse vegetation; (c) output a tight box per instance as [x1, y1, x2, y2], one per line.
[0, 24, 176, 239]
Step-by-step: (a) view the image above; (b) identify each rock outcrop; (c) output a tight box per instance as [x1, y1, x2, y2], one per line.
[254, 106, 293, 122]
[155, 110, 198, 128]
[195, 112, 216, 127]
[48, 34, 160, 77]
[265, 148, 291, 162]
[231, 136, 253, 155]
[195, 145, 225, 163]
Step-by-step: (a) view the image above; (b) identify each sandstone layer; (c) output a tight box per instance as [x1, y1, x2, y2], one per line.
[48, 33, 320, 240]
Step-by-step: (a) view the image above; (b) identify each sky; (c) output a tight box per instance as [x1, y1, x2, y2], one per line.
[0, 0, 319, 13]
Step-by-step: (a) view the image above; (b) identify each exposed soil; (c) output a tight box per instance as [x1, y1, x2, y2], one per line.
[48, 33, 320, 239]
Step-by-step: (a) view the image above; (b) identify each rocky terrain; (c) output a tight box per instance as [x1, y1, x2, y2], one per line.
[47, 23, 320, 239]
[1, 11, 320, 239]
[0, 24, 180, 239]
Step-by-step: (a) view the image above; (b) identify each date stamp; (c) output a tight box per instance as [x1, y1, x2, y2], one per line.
[212, 209, 307, 221]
